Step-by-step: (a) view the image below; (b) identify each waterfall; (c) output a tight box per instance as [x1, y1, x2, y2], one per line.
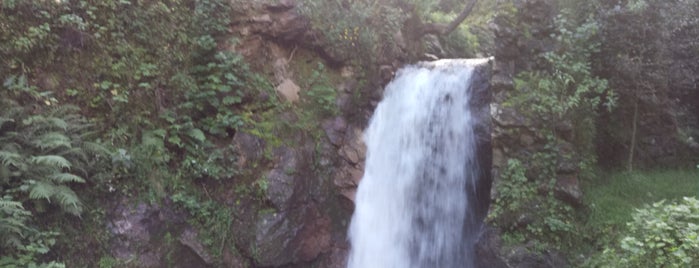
[347, 59, 490, 268]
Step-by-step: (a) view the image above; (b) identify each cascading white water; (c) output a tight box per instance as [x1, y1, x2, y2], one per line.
[347, 59, 488, 268]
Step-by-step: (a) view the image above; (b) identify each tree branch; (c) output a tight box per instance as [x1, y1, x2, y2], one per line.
[421, 0, 479, 36]
[443, 0, 478, 35]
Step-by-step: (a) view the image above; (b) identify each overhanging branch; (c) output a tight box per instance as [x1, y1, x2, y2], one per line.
[422, 0, 479, 36]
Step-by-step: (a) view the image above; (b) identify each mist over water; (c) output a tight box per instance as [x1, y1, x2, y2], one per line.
[347, 60, 486, 268]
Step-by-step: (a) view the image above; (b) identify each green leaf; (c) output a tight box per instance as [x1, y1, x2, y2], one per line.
[0, 199, 23, 210]
[222, 96, 240, 105]
[49, 173, 85, 183]
[54, 185, 82, 216]
[81, 141, 111, 156]
[187, 128, 206, 142]
[31, 155, 71, 169]
[46, 117, 68, 130]
[168, 135, 183, 147]
[33, 132, 72, 150]
[0, 151, 22, 167]
[29, 181, 55, 201]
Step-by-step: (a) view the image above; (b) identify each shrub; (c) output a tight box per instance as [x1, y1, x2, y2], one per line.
[589, 197, 699, 267]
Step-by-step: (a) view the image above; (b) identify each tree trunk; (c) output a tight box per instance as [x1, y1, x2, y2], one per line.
[627, 99, 639, 172]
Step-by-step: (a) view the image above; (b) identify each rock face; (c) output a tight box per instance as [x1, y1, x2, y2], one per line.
[480, 0, 578, 266]
[107, 199, 212, 268]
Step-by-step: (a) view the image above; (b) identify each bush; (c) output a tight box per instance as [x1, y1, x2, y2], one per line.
[590, 197, 699, 267]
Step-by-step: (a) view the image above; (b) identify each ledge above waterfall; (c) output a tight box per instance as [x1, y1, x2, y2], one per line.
[417, 57, 494, 69]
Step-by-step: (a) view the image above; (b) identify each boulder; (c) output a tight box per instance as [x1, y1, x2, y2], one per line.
[107, 199, 211, 268]
[276, 78, 301, 103]
[554, 174, 583, 207]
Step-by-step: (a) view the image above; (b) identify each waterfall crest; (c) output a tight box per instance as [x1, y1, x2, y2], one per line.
[347, 59, 489, 268]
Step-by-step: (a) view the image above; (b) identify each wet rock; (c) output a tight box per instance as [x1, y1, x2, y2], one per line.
[474, 227, 508, 268]
[252, 204, 335, 267]
[556, 142, 578, 174]
[322, 117, 348, 147]
[315, 247, 350, 268]
[107, 199, 210, 268]
[505, 246, 569, 268]
[265, 147, 298, 210]
[295, 206, 332, 262]
[555, 174, 583, 207]
[492, 105, 529, 128]
[333, 164, 363, 210]
[254, 210, 298, 267]
[555, 120, 574, 141]
[338, 128, 366, 165]
[339, 145, 360, 164]
[233, 132, 265, 168]
[179, 228, 214, 265]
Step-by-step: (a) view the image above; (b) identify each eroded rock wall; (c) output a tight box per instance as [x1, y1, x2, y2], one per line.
[478, 0, 575, 267]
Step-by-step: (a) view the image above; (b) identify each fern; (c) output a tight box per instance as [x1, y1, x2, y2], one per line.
[45, 117, 68, 131]
[57, 147, 88, 164]
[0, 93, 111, 264]
[48, 173, 85, 183]
[80, 141, 112, 156]
[32, 132, 72, 150]
[53, 185, 82, 215]
[187, 128, 207, 142]
[0, 199, 24, 209]
[29, 181, 55, 202]
[0, 150, 22, 167]
[30, 155, 71, 169]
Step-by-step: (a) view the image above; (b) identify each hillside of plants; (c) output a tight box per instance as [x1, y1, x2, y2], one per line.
[1, 0, 698, 267]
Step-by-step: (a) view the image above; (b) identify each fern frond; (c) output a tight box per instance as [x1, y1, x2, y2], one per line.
[29, 181, 55, 202]
[32, 132, 72, 150]
[81, 141, 111, 156]
[48, 173, 85, 183]
[187, 128, 206, 142]
[58, 147, 88, 164]
[30, 155, 71, 169]
[54, 185, 82, 216]
[48, 104, 80, 116]
[0, 133, 21, 145]
[141, 130, 166, 149]
[46, 117, 68, 131]
[0, 150, 22, 167]
[0, 200, 24, 210]
[0, 219, 26, 236]
[21, 115, 44, 127]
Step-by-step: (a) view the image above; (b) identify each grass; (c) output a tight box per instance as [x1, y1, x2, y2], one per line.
[583, 169, 699, 231]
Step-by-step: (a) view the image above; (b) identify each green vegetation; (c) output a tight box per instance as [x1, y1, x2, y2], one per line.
[587, 197, 699, 267]
[579, 170, 699, 265]
[1, 0, 698, 266]
[489, 4, 610, 252]
[585, 170, 699, 230]
[0, 93, 110, 266]
[489, 0, 699, 265]
[0, 0, 274, 265]
[298, 0, 494, 65]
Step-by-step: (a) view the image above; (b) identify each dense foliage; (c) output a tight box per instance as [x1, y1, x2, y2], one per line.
[1, 0, 697, 266]
[1, 0, 272, 265]
[298, 0, 494, 65]
[489, 0, 698, 265]
[590, 197, 699, 267]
